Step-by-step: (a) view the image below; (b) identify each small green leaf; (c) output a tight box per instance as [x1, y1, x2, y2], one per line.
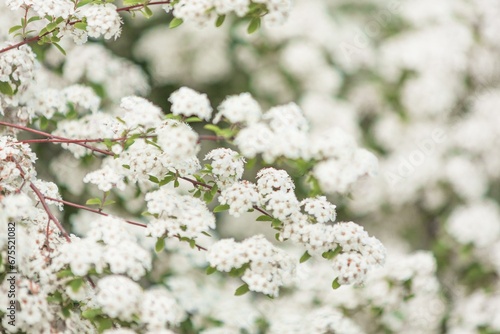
[203, 191, 214, 203]
[149, 175, 160, 184]
[103, 200, 115, 206]
[155, 238, 165, 253]
[300, 251, 312, 263]
[215, 15, 225, 27]
[82, 308, 102, 320]
[57, 268, 74, 278]
[9, 25, 23, 34]
[247, 17, 261, 34]
[185, 116, 202, 123]
[204, 124, 222, 135]
[52, 42, 66, 55]
[96, 317, 113, 332]
[85, 198, 102, 206]
[206, 266, 217, 275]
[169, 17, 184, 29]
[68, 277, 84, 292]
[213, 204, 230, 212]
[256, 215, 273, 222]
[235, 283, 250, 296]
[74, 22, 87, 30]
[142, 5, 153, 18]
[27, 16, 41, 24]
[271, 219, 282, 229]
[0, 81, 14, 96]
[332, 278, 341, 290]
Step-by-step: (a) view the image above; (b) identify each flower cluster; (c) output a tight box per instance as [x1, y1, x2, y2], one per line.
[145, 187, 216, 240]
[54, 216, 152, 280]
[169, 0, 292, 27]
[205, 148, 245, 188]
[207, 235, 295, 297]
[169, 86, 213, 121]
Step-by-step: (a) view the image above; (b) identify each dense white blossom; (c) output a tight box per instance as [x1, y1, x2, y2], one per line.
[145, 188, 216, 239]
[169, 87, 213, 121]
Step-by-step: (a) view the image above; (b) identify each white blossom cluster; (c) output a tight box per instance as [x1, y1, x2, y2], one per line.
[6, 0, 74, 19]
[207, 235, 295, 296]
[446, 201, 500, 248]
[213, 92, 262, 124]
[94, 275, 185, 329]
[28, 84, 100, 119]
[168, 0, 292, 27]
[77, 3, 122, 40]
[63, 44, 150, 101]
[205, 148, 245, 188]
[54, 216, 152, 280]
[0, 136, 36, 192]
[169, 86, 213, 121]
[0, 44, 36, 104]
[145, 187, 216, 240]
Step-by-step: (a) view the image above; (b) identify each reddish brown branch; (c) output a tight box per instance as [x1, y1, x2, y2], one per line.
[45, 196, 207, 251]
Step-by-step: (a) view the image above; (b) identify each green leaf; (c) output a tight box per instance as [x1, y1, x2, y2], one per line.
[46, 291, 63, 303]
[155, 238, 165, 253]
[96, 317, 113, 332]
[149, 175, 160, 184]
[215, 15, 225, 27]
[0, 81, 14, 96]
[247, 17, 261, 34]
[57, 268, 74, 278]
[142, 5, 153, 18]
[9, 25, 23, 34]
[332, 278, 341, 290]
[74, 22, 87, 30]
[203, 190, 214, 203]
[213, 204, 230, 212]
[159, 174, 176, 186]
[235, 283, 250, 296]
[169, 17, 184, 29]
[45, 21, 59, 32]
[300, 251, 312, 263]
[256, 215, 273, 222]
[123, 0, 143, 4]
[86, 198, 102, 206]
[82, 308, 102, 320]
[185, 116, 202, 123]
[27, 16, 41, 24]
[271, 219, 282, 229]
[206, 266, 217, 275]
[210, 184, 218, 196]
[103, 200, 115, 206]
[203, 124, 222, 135]
[52, 42, 66, 56]
[68, 277, 84, 292]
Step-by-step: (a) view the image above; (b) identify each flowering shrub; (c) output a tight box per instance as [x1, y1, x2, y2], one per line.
[1, 0, 499, 333]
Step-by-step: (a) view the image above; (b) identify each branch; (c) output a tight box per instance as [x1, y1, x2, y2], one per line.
[45, 196, 207, 251]
[0, 1, 172, 55]
[1, 121, 113, 156]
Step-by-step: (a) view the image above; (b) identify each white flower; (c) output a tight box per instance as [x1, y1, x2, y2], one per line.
[205, 148, 245, 188]
[213, 92, 262, 124]
[332, 252, 369, 285]
[447, 201, 500, 247]
[78, 3, 122, 40]
[219, 180, 259, 217]
[169, 87, 213, 121]
[145, 188, 216, 240]
[96, 276, 142, 321]
[301, 196, 336, 223]
[156, 120, 200, 163]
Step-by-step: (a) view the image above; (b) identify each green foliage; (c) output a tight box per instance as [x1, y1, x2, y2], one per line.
[235, 283, 250, 296]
